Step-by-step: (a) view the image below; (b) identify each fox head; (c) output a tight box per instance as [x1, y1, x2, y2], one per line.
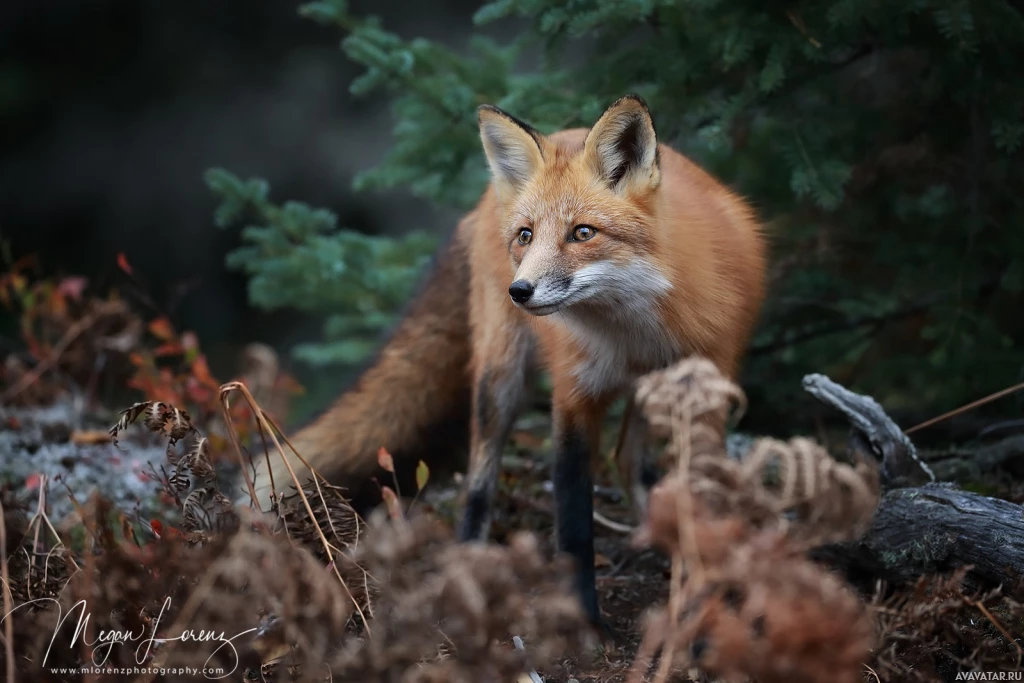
[478, 95, 670, 317]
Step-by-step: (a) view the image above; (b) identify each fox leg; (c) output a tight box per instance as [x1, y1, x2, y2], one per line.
[457, 327, 533, 543]
[550, 385, 609, 628]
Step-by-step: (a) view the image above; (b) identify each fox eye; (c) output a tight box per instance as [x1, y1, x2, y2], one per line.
[517, 228, 532, 245]
[572, 225, 597, 241]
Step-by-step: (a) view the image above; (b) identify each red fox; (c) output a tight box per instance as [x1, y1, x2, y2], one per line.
[249, 95, 767, 628]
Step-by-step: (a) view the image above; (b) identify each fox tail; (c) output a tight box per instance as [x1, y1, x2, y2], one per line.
[246, 217, 474, 514]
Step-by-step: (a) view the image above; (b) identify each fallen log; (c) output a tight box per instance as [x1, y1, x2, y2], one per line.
[802, 374, 1024, 588]
[814, 483, 1024, 587]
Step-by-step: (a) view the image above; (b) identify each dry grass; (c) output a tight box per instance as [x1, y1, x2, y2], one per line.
[870, 567, 1024, 680]
[1, 382, 592, 682]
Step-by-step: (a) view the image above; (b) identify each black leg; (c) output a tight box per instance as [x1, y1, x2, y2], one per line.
[458, 486, 492, 542]
[457, 348, 529, 542]
[552, 424, 601, 627]
[640, 461, 661, 488]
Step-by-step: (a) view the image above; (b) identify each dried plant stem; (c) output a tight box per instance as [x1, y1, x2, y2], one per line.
[652, 402, 700, 683]
[0, 300, 122, 403]
[26, 475, 80, 574]
[905, 381, 1024, 435]
[78, 507, 98, 683]
[972, 600, 1023, 668]
[513, 635, 545, 683]
[0, 501, 15, 683]
[592, 511, 634, 534]
[672, 403, 704, 584]
[218, 380, 371, 633]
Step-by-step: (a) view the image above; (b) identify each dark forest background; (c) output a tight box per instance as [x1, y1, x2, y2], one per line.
[2, 0, 1022, 441]
[1, 6, 456, 326]
[0, 0, 485, 414]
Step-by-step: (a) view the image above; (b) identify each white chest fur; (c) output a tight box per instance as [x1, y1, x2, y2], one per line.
[557, 259, 679, 397]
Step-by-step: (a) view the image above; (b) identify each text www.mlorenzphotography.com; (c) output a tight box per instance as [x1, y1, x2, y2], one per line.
[48, 667, 226, 678]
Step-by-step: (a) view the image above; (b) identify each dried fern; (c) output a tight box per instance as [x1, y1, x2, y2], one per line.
[110, 400, 239, 535]
[628, 356, 881, 683]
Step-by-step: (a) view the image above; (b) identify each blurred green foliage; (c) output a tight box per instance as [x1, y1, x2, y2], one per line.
[205, 168, 436, 367]
[211, 0, 1024, 430]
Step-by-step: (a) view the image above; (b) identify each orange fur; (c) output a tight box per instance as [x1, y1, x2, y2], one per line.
[475, 126, 765, 390]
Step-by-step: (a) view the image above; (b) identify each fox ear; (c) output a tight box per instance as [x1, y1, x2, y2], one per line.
[584, 95, 660, 192]
[478, 105, 546, 198]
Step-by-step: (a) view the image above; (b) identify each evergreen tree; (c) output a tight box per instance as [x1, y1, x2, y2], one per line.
[206, 168, 436, 367]
[211, 0, 1024, 431]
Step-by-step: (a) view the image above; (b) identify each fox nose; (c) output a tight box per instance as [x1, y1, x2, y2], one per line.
[508, 280, 535, 303]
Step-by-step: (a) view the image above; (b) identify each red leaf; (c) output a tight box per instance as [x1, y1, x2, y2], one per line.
[147, 317, 175, 341]
[152, 342, 184, 357]
[186, 380, 212, 405]
[191, 354, 217, 388]
[24, 473, 41, 491]
[46, 287, 68, 318]
[275, 373, 306, 396]
[377, 447, 395, 474]
[116, 252, 133, 275]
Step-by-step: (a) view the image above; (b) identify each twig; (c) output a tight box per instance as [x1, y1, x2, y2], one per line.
[25, 475, 80, 573]
[0, 500, 15, 683]
[592, 510, 634, 534]
[905, 381, 1024, 435]
[611, 398, 635, 503]
[510, 490, 634, 534]
[973, 600, 1023, 668]
[0, 300, 122, 403]
[512, 635, 544, 683]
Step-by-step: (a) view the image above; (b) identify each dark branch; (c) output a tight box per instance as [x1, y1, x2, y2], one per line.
[802, 373, 935, 487]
